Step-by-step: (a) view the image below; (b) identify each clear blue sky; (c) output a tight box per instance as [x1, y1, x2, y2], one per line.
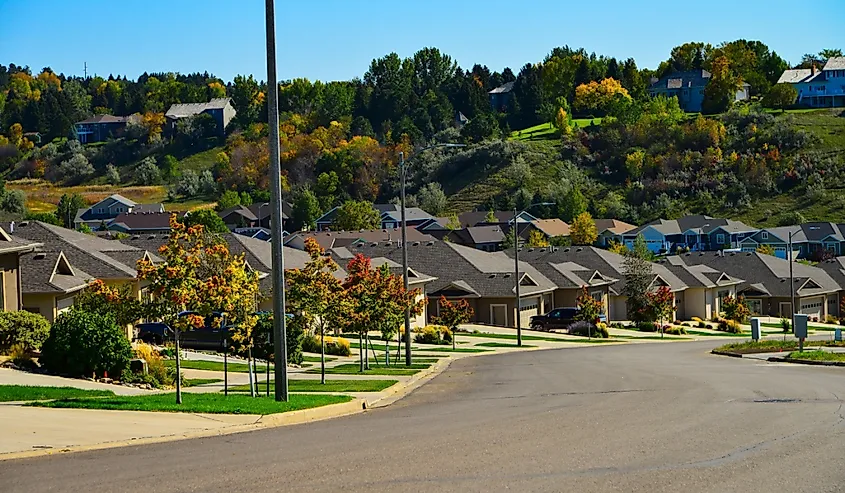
[1, 0, 843, 83]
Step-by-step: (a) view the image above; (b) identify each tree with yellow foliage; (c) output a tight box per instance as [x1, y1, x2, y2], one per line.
[574, 78, 631, 115]
[527, 230, 550, 247]
[570, 212, 598, 245]
[140, 112, 165, 143]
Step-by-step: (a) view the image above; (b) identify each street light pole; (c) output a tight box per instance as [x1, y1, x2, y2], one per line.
[789, 230, 796, 336]
[257, 202, 269, 229]
[265, 0, 288, 402]
[513, 202, 554, 347]
[401, 143, 465, 366]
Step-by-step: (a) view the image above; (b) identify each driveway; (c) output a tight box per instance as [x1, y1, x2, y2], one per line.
[3, 340, 845, 492]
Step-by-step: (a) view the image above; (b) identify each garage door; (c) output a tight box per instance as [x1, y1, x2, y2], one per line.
[519, 297, 541, 328]
[800, 297, 824, 319]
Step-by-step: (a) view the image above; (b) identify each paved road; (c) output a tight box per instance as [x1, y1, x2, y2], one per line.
[4, 341, 845, 492]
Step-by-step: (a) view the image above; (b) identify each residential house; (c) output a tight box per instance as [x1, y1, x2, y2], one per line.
[817, 257, 845, 317]
[107, 212, 175, 235]
[439, 225, 506, 252]
[284, 228, 436, 251]
[7, 221, 158, 327]
[623, 215, 757, 253]
[233, 227, 272, 241]
[164, 98, 236, 136]
[0, 227, 41, 312]
[246, 201, 292, 229]
[332, 247, 436, 328]
[676, 250, 841, 319]
[530, 218, 570, 241]
[315, 204, 435, 231]
[19, 251, 90, 322]
[342, 241, 557, 328]
[777, 57, 845, 108]
[488, 82, 515, 111]
[740, 223, 845, 260]
[74, 194, 164, 230]
[648, 70, 750, 112]
[511, 246, 687, 321]
[73, 114, 140, 144]
[595, 219, 636, 247]
[658, 256, 744, 320]
[219, 205, 258, 230]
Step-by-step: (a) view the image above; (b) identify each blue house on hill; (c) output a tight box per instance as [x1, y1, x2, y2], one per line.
[648, 70, 750, 112]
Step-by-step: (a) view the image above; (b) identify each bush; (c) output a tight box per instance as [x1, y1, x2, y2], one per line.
[780, 318, 792, 333]
[0, 311, 51, 354]
[716, 319, 742, 334]
[665, 326, 687, 335]
[568, 320, 607, 338]
[302, 334, 351, 357]
[691, 316, 703, 323]
[638, 322, 658, 332]
[697, 321, 707, 328]
[135, 157, 161, 185]
[40, 310, 132, 378]
[413, 325, 451, 345]
[127, 342, 176, 388]
[8, 343, 35, 369]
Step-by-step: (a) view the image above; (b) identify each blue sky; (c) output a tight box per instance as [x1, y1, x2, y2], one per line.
[1, 0, 843, 82]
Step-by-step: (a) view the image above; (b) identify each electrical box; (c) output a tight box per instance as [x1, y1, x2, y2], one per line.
[836, 328, 842, 342]
[793, 314, 808, 339]
[750, 318, 761, 341]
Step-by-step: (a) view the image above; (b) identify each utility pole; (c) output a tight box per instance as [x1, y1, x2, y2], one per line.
[789, 231, 796, 337]
[83, 62, 87, 79]
[513, 207, 522, 347]
[265, 0, 288, 402]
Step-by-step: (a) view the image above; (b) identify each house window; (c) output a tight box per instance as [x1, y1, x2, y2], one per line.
[716, 233, 726, 245]
[762, 232, 768, 240]
[746, 298, 762, 315]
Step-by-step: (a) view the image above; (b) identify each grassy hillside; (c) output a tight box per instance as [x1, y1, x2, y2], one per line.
[511, 118, 602, 142]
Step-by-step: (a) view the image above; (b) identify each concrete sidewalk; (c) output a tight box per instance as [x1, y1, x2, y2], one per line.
[0, 369, 151, 396]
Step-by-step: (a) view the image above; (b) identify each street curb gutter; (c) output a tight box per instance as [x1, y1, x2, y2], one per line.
[766, 356, 845, 367]
[0, 357, 456, 462]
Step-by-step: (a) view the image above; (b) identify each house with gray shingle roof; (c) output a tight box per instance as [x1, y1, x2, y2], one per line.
[623, 215, 757, 253]
[671, 251, 841, 319]
[511, 246, 687, 321]
[0, 226, 40, 314]
[165, 98, 236, 136]
[777, 57, 845, 108]
[340, 241, 556, 328]
[648, 69, 750, 112]
[659, 256, 743, 320]
[74, 194, 164, 230]
[19, 251, 90, 322]
[739, 222, 845, 260]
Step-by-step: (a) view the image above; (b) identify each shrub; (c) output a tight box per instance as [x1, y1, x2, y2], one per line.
[717, 319, 742, 334]
[691, 316, 703, 323]
[8, 343, 36, 369]
[40, 309, 132, 378]
[721, 295, 750, 323]
[594, 322, 609, 338]
[127, 342, 176, 388]
[697, 321, 707, 328]
[780, 318, 792, 333]
[135, 157, 161, 185]
[0, 311, 51, 354]
[413, 325, 451, 345]
[568, 320, 607, 338]
[826, 315, 838, 324]
[665, 326, 687, 335]
[302, 334, 351, 357]
[638, 322, 658, 332]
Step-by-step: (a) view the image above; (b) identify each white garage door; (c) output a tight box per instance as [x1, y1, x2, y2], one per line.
[519, 297, 541, 328]
[800, 297, 824, 319]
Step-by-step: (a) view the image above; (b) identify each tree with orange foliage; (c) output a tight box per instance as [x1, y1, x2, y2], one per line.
[136, 216, 259, 402]
[74, 279, 143, 329]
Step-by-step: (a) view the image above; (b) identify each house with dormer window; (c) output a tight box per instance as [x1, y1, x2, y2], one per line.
[777, 57, 845, 108]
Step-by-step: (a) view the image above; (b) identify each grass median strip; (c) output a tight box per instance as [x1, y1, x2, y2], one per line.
[28, 393, 352, 414]
[475, 342, 537, 348]
[165, 360, 266, 373]
[225, 379, 398, 393]
[183, 378, 223, 387]
[302, 355, 336, 363]
[786, 350, 845, 362]
[424, 347, 491, 353]
[0, 385, 115, 402]
[713, 339, 799, 354]
[307, 363, 429, 376]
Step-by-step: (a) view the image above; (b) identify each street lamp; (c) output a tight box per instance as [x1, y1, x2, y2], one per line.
[400, 143, 465, 367]
[788, 229, 797, 340]
[513, 202, 554, 347]
[257, 202, 269, 229]
[265, 0, 289, 402]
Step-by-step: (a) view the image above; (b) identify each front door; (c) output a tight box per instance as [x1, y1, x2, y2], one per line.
[490, 304, 508, 327]
[779, 302, 792, 318]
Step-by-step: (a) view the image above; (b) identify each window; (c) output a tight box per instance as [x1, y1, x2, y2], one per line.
[716, 233, 726, 245]
[762, 232, 769, 240]
[745, 299, 762, 315]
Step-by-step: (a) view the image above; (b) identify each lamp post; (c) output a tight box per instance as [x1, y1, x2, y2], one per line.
[265, 0, 289, 402]
[513, 202, 554, 347]
[257, 202, 269, 229]
[400, 143, 465, 367]
[789, 230, 797, 337]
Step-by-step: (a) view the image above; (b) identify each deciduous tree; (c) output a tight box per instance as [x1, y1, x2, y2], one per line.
[570, 212, 597, 245]
[333, 200, 380, 231]
[434, 296, 473, 349]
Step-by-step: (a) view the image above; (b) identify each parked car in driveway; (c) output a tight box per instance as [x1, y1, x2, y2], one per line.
[529, 307, 606, 332]
[136, 311, 228, 351]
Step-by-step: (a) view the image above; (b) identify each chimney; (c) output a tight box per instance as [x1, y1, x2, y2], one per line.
[9, 221, 13, 233]
[811, 64, 817, 76]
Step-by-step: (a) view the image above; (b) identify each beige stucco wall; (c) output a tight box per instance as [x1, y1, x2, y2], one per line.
[0, 253, 20, 311]
[609, 295, 627, 321]
[683, 288, 707, 320]
[22, 292, 75, 323]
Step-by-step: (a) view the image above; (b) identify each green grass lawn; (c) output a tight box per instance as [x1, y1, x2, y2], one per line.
[713, 339, 798, 354]
[165, 360, 269, 373]
[761, 322, 835, 332]
[786, 350, 845, 362]
[350, 342, 416, 352]
[511, 119, 603, 142]
[183, 378, 223, 387]
[302, 355, 336, 363]
[225, 379, 398, 393]
[0, 385, 115, 402]
[423, 347, 491, 353]
[686, 330, 747, 338]
[307, 363, 429, 376]
[29, 393, 351, 415]
[474, 342, 537, 348]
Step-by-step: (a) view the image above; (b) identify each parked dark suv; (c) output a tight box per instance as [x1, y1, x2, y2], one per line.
[529, 308, 606, 332]
[136, 312, 228, 351]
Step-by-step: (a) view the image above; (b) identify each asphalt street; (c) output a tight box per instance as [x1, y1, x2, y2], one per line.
[3, 340, 845, 492]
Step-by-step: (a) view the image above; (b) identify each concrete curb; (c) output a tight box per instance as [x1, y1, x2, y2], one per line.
[766, 356, 845, 367]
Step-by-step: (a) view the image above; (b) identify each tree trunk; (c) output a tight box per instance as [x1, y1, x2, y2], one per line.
[248, 346, 256, 397]
[359, 331, 364, 373]
[175, 328, 182, 405]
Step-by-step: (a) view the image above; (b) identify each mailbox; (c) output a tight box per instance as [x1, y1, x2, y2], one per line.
[750, 318, 761, 341]
[793, 314, 808, 339]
